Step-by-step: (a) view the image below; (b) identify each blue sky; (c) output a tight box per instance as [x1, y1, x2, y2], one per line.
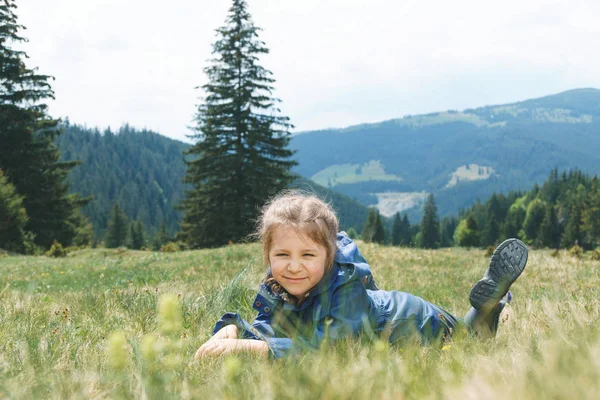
[18, 0, 600, 142]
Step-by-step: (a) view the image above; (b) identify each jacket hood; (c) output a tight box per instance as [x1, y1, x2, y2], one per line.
[333, 231, 374, 286]
[252, 232, 377, 315]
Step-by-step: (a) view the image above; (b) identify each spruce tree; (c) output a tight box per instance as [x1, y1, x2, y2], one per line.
[127, 223, 136, 249]
[128, 220, 145, 250]
[362, 207, 377, 242]
[179, 0, 296, 248]
[540, 168, 560, 205]
[135, 220, 145, 249]
[391, 212, 402, 246]
[372, 210, 385, 244]
[401, 213, 411, 245]
[105, 204, 128, 248]
[538, 204, 559, 249]
[481, 193, 501, 246]
[0, 169, 28, 252]
[439, 216, 458, 247]
[582, 188, 600, 248]
[0, 1, 86, 249]
[562, 203, 582, 248]
[502, 204, 526, 240]
[153, 219, 171, 250]
[419, 194, 440, 249]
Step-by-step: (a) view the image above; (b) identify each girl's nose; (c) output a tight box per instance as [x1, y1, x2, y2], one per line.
[287, 259, 302, 273]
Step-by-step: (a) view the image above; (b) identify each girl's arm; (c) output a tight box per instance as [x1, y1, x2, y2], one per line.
[195, 324, 269, 358]
[195, 337, 269, 358]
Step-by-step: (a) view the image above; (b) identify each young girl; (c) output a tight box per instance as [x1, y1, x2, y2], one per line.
[195, 191, 528, 359]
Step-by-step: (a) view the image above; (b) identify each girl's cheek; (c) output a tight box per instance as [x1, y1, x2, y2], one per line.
[270, 260, 286, 271]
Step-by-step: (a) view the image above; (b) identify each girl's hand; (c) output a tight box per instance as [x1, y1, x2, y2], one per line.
[195, 338, 242, 358]
[211, 324, 239, 340]
[195, 338, 268, 358]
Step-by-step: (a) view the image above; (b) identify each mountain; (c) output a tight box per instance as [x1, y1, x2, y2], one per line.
[55, 124, 371, 238]
[290, 88, 600, 222]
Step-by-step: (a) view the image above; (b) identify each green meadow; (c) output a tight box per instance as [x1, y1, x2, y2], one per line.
[0, 244, 599, 399]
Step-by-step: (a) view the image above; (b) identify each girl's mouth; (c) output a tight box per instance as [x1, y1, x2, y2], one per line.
[284, 277, 307, 282]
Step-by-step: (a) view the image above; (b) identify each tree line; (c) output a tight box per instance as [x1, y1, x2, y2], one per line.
[358, 193, 458, 249]
[455, 168, 600, 250]
[357, 168, 600, 251]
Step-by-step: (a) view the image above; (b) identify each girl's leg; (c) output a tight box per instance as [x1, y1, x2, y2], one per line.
[464, 292, 512, 338]
[464, 239, 528, 337]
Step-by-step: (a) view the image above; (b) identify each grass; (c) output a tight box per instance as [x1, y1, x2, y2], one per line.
[310, 160, 402, 187]
[0, 243, 599, 399]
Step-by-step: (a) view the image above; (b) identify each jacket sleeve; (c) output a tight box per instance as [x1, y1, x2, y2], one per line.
[265, 279, 373, 359]
[212, 312, 262, 340]
[212, 280, 372, 359]
[212, 310, 293, 358]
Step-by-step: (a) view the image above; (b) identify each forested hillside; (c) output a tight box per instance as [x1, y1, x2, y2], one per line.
[55, 123, 189, 237]
[54, 124, 372, 238]
[455, 168, 600, 250]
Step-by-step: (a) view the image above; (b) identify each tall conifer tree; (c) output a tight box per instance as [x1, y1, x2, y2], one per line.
[439, 216, 458, 247]
[582, 185, 600, 248]
[562, 203, 583, 248]
[482, 193, 501, 246]
[401, 213, 411, 245]
[391, 212, 402, 246]
[419, 194, 440, 249]
[0, 169, 28, 252]
[0, 0, 86, 249]
[502, 204, 526, 240]
[105, 204, 128, 248]
[362, 207, 377, 243]
[538, 204, 559, 249]
[372, 210, 385, 244]
[180, 0, 296, 248]
[153, 219, 171, 250]
[128, 220, 145, 250]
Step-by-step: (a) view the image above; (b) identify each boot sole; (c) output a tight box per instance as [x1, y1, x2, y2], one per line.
[469, 239, 528, 311]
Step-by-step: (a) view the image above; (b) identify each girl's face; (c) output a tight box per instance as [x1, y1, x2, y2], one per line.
[269, 226, 328, 301]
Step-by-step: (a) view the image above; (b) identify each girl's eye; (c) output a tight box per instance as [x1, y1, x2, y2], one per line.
[275, 253, 287, 257]
[303, 254, 315, 257]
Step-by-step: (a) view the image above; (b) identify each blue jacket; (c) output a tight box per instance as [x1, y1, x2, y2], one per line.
[213, 232, 458, 358]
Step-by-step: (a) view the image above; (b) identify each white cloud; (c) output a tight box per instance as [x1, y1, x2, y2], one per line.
[16, 0, 600, 142]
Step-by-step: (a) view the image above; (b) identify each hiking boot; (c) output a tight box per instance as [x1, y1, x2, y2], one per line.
[464, 291, 513, 337]
[469, 238, 528, 312]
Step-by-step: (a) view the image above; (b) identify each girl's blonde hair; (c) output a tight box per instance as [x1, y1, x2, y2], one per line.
[255, 190, 339, 299]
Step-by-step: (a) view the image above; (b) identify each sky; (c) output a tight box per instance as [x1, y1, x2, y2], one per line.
[17, 0, 600, 143]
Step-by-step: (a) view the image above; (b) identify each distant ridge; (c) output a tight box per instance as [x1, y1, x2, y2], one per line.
[293, 88, 600, 135]
[290, 88, 600, 222]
